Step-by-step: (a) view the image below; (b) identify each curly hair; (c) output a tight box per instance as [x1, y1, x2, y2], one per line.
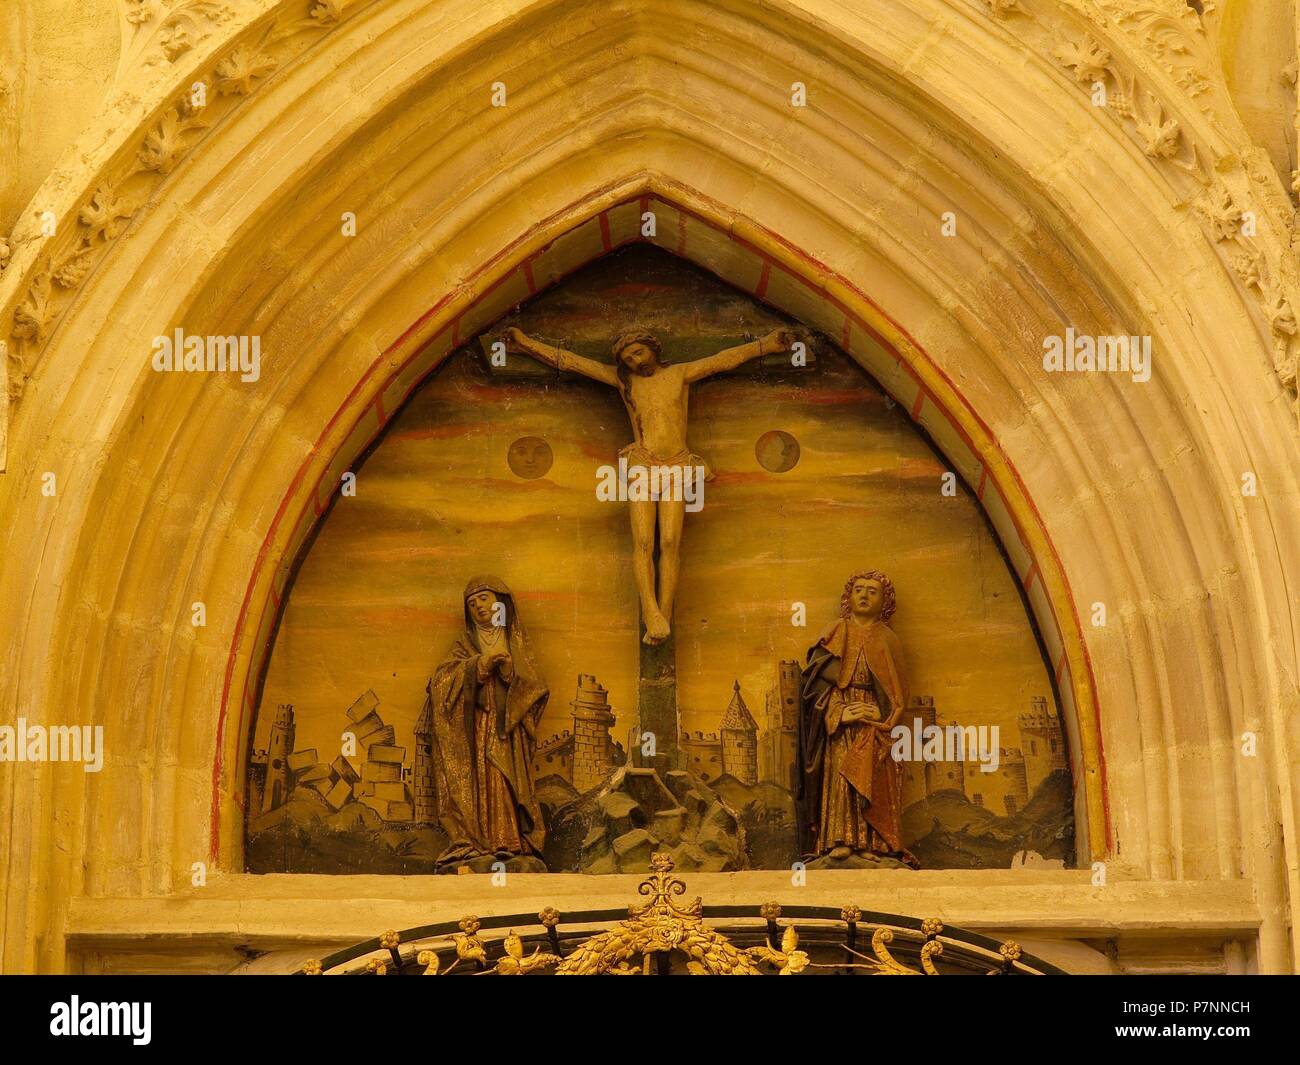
[839, 570, 897, 622]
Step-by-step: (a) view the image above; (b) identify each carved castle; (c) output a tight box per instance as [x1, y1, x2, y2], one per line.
[679, 680, 760, 785]
[963, 696, 1068, 816]
[250, 694, 422, 824]
[257, 675, 1065, 827]
[751, 659, 1066, 818]
[758, 660, 800, 792]
[531, 674, 627, 792]
[894, 694, 1066, 816]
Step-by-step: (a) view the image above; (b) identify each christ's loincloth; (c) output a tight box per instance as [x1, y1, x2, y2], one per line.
[618, 442, 716, 482]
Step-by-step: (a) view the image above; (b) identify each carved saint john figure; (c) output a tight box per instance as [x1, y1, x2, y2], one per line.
[418, 576, 548, 860]
[797, 570, 919, 867]
[505, 325, 796, 644]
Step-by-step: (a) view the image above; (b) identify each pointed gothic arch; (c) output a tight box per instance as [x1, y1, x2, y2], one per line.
[0, 0, 1294, 972]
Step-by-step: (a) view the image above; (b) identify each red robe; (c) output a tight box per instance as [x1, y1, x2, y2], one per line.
[796, 617, 918, 866]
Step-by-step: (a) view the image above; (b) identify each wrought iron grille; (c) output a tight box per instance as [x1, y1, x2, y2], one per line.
[299, 854, 1066, 976]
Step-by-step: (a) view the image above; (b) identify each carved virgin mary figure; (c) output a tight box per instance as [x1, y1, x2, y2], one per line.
[796, 570, 919, 867]
[418, 575, 548, 861]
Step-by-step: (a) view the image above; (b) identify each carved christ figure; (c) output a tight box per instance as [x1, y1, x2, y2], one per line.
[505, 325, 797, 644]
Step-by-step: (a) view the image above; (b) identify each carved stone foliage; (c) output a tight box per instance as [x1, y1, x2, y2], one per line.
[3, 0, 1296, 418]
[2, 2, 356, 401]
[984, 0, 1024, 17]
[125, 0, 156, 26]
[42, 186, 140, 298]
[123, 1, 240, 67]
[992, 1, 1300, 415]
[309, 0, 345, 24]
[1088, 1, 1215, 102]
[1053, 35, 1112, 85]
[1048, 28, 1199, 184]
[138, 95, 212, 174]
[11, 267, 53, 346]
[214, 43, 278, 96]
[121, 0, 351, 69]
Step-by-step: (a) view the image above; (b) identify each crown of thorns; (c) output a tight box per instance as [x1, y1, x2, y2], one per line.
[611, 331, 662, 358]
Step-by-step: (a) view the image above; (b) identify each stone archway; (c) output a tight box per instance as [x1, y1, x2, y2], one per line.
[227, 183, 1111, 869]
[1, 0, 1295, 973]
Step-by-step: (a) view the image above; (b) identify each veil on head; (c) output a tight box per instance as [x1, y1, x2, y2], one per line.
[462, 574, 518, 634]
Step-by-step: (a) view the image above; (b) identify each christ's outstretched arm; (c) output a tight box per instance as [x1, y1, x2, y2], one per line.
[682, 327, 799, 382]
[504, 327, 619, 387]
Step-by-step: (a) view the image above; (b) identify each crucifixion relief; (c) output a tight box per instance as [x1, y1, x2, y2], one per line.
[504, 325, 797, 644]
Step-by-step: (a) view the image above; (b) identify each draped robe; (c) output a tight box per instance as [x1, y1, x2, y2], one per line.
[419, 591, 548, 857]
[796, 617, 918, 866]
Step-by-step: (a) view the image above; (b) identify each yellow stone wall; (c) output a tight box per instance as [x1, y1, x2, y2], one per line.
[1, 0, 1298, 975]
[0, 2, 119, 235]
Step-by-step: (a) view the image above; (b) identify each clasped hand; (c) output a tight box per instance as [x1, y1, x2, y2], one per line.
[479, 650, 514, 680]
[840, 701, 882, 725]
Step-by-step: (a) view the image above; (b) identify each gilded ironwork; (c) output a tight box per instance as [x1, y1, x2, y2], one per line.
[306, 853, 1056, 976]
[555, 853, 762, 975]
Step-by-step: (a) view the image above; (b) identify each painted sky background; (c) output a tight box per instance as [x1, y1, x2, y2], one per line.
[256, 248, 1059, 769]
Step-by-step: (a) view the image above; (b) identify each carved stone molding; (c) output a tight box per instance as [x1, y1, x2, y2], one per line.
[301, 856, 1054, 976]
[981, 0, 1300, 414]
[2, 0, 1297, 415]
[3, 1, 357, 403]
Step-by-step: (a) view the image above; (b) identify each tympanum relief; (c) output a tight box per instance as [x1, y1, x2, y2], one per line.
[245, 246, 1075, 875]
